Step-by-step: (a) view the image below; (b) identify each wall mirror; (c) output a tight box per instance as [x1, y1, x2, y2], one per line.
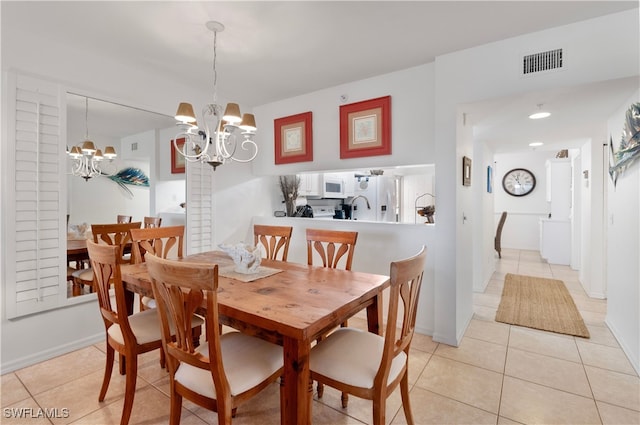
[66, 92, 180, 299]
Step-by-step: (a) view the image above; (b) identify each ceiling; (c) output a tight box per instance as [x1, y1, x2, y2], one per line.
[4, 1, 639, 153]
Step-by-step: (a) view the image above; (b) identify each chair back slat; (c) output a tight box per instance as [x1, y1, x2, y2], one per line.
[254, 224, 293, 261]
[117, 215, 132, 223]
[91, 222, 142, 264]
[306, 228, 357, 270]
[143, 216, 162, 228]
[375, 246, 427, 387]
[130, 225, 185, 264]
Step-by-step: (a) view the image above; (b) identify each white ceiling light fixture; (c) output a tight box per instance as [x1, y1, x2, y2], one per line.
[529, 142, 544, 147]
[529, 103, 551, 120]
[67, 97, 117, 181]
[173, 21, 258, 170]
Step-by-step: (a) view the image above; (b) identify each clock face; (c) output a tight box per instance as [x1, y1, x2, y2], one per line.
[502, 168, 536, 197]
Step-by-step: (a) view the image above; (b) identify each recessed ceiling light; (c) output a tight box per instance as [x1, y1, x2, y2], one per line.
[529, 111, 551, 119]
[529, 142, 544, 147]
[529, 103, 551, 119]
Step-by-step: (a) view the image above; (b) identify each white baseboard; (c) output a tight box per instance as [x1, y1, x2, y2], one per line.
[1, 333, 103, 374]
[605, 317, 640, 376]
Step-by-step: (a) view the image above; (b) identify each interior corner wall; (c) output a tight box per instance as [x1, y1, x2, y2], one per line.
[455, 108, 474, 341]
[434, 9, 639, 345]
[605, 90, 640, 374]
[472, 139, 496, 292]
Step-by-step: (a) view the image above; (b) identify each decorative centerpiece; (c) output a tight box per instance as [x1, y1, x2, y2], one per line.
[279, 175, 300, 217]
[219, 243, 262, 274]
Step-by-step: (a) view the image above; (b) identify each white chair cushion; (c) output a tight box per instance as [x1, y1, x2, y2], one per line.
[107, 308, 204, 345]
[174, 332, 283, 398]
[141, 296, 156, 309]
[72, 268, 93, 282]
[108, 308, 163, 345]
[310, 328, 407, 389]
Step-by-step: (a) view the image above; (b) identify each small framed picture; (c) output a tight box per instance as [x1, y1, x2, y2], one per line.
[340, 96, 391, 159]
[171, 138, 186, 174]
[274, 112, 313, 164]
[462, 156, 472, 186]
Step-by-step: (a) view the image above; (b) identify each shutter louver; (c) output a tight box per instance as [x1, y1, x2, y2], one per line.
[185, 160, 214, 254]
[6, 74, 65, 318]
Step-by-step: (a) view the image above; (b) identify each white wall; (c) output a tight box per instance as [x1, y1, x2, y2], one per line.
[493, 150, 557, 250]
[605, 91, 640, 374]
[472, 139, 497, 292]
[434, 9, 639, 345]
[252, 63, 435, 176]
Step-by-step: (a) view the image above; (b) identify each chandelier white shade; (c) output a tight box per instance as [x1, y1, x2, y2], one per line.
[67, 97, 117, 180]
[173, 21, 258, 170]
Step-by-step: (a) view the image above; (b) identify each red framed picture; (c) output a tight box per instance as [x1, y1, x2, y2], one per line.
[274, 111, 313, 164]
[340, 96, 391, 159]
[171, 138, 186, 174]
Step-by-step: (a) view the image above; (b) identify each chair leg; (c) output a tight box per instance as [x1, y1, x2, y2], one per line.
[159, 347, 166, 369]
[120, 354, 138, 425]
[341, 392, 349, 408]
[169, 386, 183, 425]
[400, 373, 415, 425]
[372, 393, 386, 425]
[99, 344, 115, 402]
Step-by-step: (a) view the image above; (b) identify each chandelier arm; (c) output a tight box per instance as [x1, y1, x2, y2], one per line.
[228, 138, 259, 163]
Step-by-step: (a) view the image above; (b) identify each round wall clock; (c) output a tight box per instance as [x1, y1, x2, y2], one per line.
[502, 168, 536, 197]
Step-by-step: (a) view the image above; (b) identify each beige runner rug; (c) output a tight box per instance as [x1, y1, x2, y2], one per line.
[495, 273, 590, 338]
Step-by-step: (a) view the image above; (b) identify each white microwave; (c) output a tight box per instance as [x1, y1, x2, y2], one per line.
[321, 175, 346, 198]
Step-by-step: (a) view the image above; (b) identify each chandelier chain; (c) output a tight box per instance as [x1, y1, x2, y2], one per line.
[85, 97, 89, 140]
[212, 29, 218, 104]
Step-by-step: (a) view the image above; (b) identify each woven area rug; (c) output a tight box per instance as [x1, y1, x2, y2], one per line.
[495, 273, 590, 338]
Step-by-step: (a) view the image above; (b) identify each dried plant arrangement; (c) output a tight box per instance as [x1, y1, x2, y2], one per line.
[279, 175, 300, 217]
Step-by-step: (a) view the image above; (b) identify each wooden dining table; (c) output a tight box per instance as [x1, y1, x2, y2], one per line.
[120, 251, 390, 425]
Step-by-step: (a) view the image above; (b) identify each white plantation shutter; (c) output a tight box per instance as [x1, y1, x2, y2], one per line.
[5, 73, 66, 318]
[185, 160, 214, 254]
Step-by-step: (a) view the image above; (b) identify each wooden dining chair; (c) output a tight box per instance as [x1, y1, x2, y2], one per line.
[305, 227, 358, 403]
[86, 240, 170, 425]
[130, 225, 200, 367]
[117, 215, 133, 223]
[494, 211, 507, 259]
[143, 216, 162, 228]
[71, 222, 142, 295]
[145, 254, 284, 425]
[253, 224, 293, 261]
[130, 225, 184, 265]
[310, 246, 427, 425]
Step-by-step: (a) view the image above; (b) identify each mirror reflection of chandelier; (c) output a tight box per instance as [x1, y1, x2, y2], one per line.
[67, 97, 117, 181]
[174, 21, 258, 170]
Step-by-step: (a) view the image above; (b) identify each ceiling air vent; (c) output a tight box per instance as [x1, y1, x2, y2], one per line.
[522, 48, 563, 75]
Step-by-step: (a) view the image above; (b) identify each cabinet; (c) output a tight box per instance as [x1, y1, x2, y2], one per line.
[540, 219, 571, 265]
[298, 173, 320, 197]
[545, 159, 571, 219]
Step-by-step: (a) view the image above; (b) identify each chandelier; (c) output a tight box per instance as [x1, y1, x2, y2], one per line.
[67, 97, 117, 181]
[173, 21, 258, 170]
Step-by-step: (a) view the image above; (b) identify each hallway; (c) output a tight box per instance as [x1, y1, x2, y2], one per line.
[1, 249, 639, 424]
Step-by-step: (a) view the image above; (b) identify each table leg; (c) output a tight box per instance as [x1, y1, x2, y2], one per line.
[282, 336, 311, 425]
[366, 293, 383, 335]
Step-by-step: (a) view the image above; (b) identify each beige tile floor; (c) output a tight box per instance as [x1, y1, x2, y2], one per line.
[3, 249, 639, 424]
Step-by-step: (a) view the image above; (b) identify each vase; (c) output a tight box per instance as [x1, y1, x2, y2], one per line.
[285, 199, 297, 217]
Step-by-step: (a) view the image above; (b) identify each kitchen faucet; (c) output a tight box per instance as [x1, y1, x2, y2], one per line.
[349, 195, 371, 219]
